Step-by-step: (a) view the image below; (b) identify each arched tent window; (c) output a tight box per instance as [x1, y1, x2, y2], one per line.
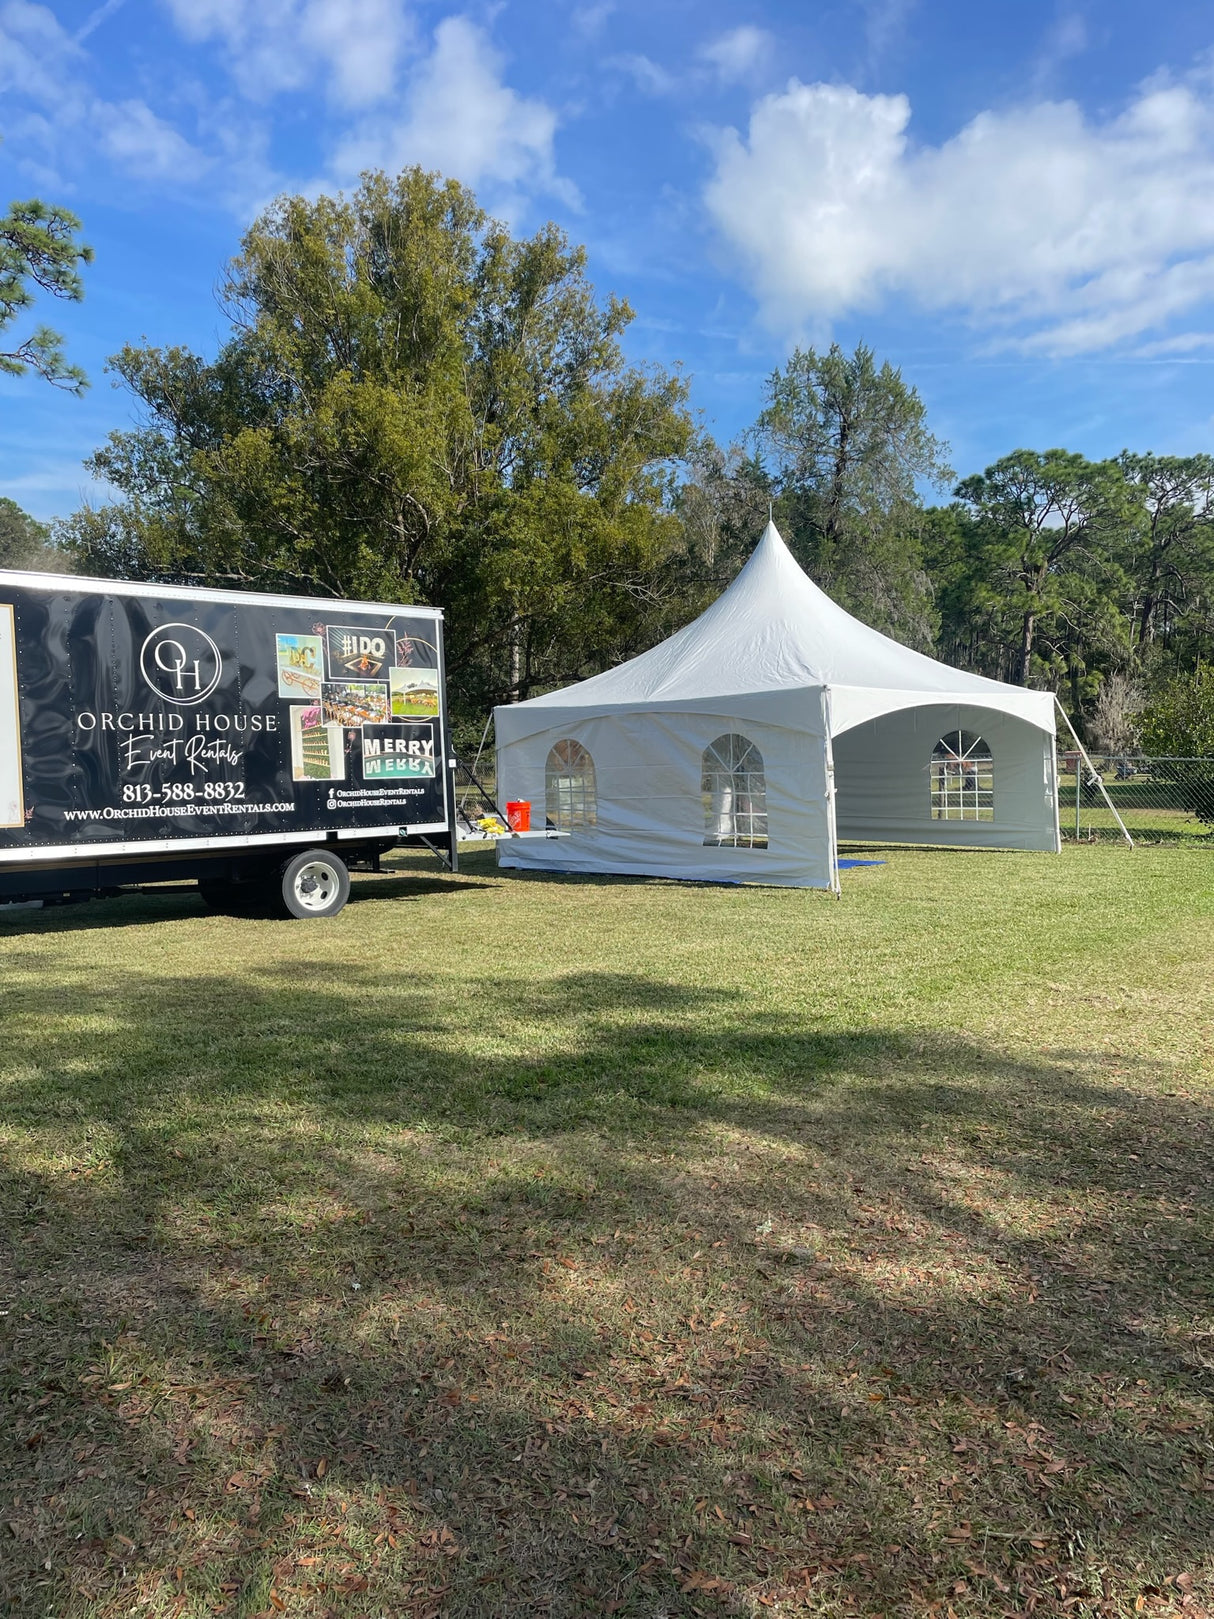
[546, 739, 596, 829]
[931, 730, 994, 821]
[703, 733, 768, 848]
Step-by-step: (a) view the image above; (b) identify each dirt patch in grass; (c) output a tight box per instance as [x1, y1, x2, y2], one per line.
[1, 844, 1212, 1617]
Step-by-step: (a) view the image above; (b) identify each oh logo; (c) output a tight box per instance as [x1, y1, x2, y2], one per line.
[140, 623, 223, 705]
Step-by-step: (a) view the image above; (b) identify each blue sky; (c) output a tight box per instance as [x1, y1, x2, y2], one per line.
[2, 0, 1214, 522]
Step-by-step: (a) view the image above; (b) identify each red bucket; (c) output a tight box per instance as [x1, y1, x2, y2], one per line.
[505, 800, 531, 832]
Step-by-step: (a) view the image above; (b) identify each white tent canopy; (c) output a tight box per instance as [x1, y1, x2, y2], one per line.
[494, 522, 1060, 889]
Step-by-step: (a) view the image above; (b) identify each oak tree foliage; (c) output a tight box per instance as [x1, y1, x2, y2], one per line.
[63, 170, 693, 719]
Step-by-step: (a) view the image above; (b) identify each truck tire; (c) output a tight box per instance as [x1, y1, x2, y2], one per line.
[278, 849, 350, 919]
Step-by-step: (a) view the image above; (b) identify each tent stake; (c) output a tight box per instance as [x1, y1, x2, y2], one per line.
[1054, 696, 1133, 848]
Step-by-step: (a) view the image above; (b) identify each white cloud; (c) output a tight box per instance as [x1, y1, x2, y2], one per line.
[618, 52, 686, 96]
[0, 0, 211, 186]
[698, 25, 773, 85]
[160, 0, 412, 108]
[1030, 9, 1088, 93]
[304, 0, 411, 105]
[1049, 9, 1088, 59]
[151, 3, 569, 214]
[858, 0, 916, 62]
[95, 98, 210, 182]
[1, 0, 568, 217]
[333, 17, 575, 209]
[610, 28, 773, 99]
[607, 52, 677, 97]
[1135, 331, 1214, 357]
[75, 0, 126, 43]
[703, 69, 1214, 354]
[0, 0, 81, 104]
[571, 2, 614, 40]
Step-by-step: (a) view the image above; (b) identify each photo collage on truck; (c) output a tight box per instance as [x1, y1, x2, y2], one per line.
[278, 624, 440, 787]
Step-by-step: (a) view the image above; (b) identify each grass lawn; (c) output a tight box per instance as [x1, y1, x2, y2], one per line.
[1, 843, 1212, 1619]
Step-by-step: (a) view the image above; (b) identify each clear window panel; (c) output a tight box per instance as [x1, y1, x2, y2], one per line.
[703, 734, 768, 848]
[930, 731, 994, 822]
[546, 740, 597, 829]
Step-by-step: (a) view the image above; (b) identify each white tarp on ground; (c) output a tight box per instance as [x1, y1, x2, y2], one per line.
[494, 522, 1059, 888]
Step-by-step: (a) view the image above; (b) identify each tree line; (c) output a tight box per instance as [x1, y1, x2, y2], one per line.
[3, 169, 1212, 753]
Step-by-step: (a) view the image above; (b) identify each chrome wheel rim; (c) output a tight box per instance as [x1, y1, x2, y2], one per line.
[293, 860, 338, 912]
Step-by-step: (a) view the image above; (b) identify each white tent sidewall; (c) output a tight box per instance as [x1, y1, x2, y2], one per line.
[495, 687, 835, 888]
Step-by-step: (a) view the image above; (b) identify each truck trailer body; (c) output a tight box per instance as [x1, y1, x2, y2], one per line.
[0, 570, 456, 917]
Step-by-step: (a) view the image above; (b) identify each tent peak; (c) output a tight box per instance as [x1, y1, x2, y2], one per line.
[755, 517, 789, 555]
[507, 517, 1055, 725]
[729, 516, 819, 599]
[733, 517, 798, 576]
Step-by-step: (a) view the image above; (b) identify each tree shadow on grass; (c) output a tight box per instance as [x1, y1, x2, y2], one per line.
[1, 963, 1212, 1616]
[0, 871, 498, 937]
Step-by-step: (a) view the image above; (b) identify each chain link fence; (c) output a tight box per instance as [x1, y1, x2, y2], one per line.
[1059, 753, 1214, 842]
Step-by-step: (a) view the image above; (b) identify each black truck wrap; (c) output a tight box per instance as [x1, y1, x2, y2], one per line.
[0, 572, 456, 914]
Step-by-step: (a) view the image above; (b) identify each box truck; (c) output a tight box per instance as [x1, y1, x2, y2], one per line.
[0, 570, 457, 918]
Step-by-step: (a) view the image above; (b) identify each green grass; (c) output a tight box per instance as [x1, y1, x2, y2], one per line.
[1, 843, 1213, 1618]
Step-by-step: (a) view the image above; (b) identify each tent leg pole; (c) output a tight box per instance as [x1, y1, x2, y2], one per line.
[1055, 697, 1133, 848]
[822, 702, 841, 898]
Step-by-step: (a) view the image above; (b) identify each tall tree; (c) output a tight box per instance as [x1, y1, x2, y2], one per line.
[61, 170, 693, 717]
[671, 439, 774, 603]
[922, 502, 1025, 681]
[1117, 452, 1214, 651]
[953, 450, 1135, 688]
[754, 343, 952, 647]
[1, 200, 93, 393]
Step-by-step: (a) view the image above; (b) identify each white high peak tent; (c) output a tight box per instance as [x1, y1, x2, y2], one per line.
[494, 521, 1060, 890]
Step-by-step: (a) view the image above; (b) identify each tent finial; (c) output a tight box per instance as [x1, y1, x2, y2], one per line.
[768, 500, 773, 523]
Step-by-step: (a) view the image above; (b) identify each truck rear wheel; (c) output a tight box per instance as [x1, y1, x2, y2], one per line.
[279, 849, 350, 919]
